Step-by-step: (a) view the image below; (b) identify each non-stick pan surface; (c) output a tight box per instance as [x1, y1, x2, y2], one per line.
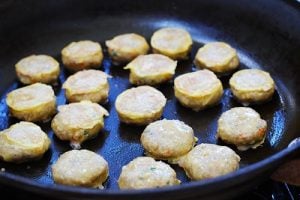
[0, 0, 299, 199]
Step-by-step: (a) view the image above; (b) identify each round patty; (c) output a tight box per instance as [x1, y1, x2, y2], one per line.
[118, 157, 180, 189]
[174, 70, 223, 111]
[141, 119, 196, 163]
[124, 54, 177, 85]
[115, 86, 166, 125]
[6, 83, 56, 122]
[0, 121, 50, 163]
[178, 143, 240, 180]
[229, 69, 275, 105]
[15, 54, 60, 85]
[151, 27, 192, 60]
[217, 107, 267, 151]
[52, 150, 108, 188]
[194, 42, 239, 73]
[106, 33, 149, 64]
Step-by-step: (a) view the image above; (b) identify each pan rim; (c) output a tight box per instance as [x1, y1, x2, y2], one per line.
[0, 0, 299, 198]
[0, 143, 299, 198]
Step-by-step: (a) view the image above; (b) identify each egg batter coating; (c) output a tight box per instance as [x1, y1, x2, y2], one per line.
[229, 69, 275, 105]
[15, 54, 60, 85]
[141, 119, 196, 163]
[118, 157, 180, 189]
[124, 54, 177, 85]
[61, 40, 103, 72]
[217, 107, 267, 151]
[115, 86, 166, 125]
[178, 144, 240, 180]
[194, 42, 239, 73]
[51, 101, 109, 147]
[150, 27, 193, 60]
[106, 33, 149, 64]
[63, 70, 110, 103]
[174, 70, 223, 111]
[0, 121, 50, 163]
[52, 150, 108, 188]
[6, 83, 56, 122]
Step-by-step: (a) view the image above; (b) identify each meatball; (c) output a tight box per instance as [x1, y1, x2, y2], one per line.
[174, 70, 223, 111]
[62, 69, 110, 103]
[15, 54, 60, 85]
[229, 69, 275, 105]
[217, 107, 267, 151]
[124, 54, 177, 85]
[150, 27, 192, 60]
[115, 86, 166, 125]
[51, 101, 109, 148]
[118, 157, 180, 189]
[141, 119, 196, 163]
[106, 33, 149, 64]
[178, 143, 240, 180]
[61, 40, 103, 72]
[194, 42, 239, 73]
[52, 150, 108, 188]
[0, 121, 50, 163]
[6, 83, 56, 122]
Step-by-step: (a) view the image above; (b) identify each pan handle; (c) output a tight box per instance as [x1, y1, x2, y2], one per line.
[272, 137, 300, 185]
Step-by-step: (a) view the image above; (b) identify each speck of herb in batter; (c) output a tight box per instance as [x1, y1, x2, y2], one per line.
[111, 50, 118, 57]
[83, 130, 89, 136]
[150, 167, 156, 171]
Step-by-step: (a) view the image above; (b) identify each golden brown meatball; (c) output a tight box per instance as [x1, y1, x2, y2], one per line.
[106, 33, 149, 64]
[115, 86, 166, 125]
[6, 83, 56, 122]
[0, 121, 50, 163]
[62, 69, 110, 103]
[61, 40, 103, 71]
[118, 157, 180, 189]
[52, 150, 109, 188]
[174, 70, 223, 111]
[151, 27, 192, 60]
[15, 54, 60, 85]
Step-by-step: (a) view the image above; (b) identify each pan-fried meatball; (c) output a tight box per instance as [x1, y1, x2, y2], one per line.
[141, 119, 196, 163]
[174, 70, 223, 111]
[62, 70, 110, 103]
[6, 83, 56, 122]
[61, 40, 103, 72]
[52, 150, 108, 188]
[194, 42, 239, 73]
[15, 54, 60, 85]
[178, 144, 240, 180]
[51, 101, 109, 148]
[0, 121, 50, 163]
[118, 157, 180, 189]
[217, 107, 267, 151]
[124, 54, 177, 85]
[151, 27, 192, 60]
[229, 69, 275, 105]
[106, 33, 149, 64]
[115, 86, 166, 125]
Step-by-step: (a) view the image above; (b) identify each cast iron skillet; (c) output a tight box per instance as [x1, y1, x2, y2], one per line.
[0, 0, 299, 199]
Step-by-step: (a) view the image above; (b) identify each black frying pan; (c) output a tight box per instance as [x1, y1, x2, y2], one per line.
[0, 0, 299, 199]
